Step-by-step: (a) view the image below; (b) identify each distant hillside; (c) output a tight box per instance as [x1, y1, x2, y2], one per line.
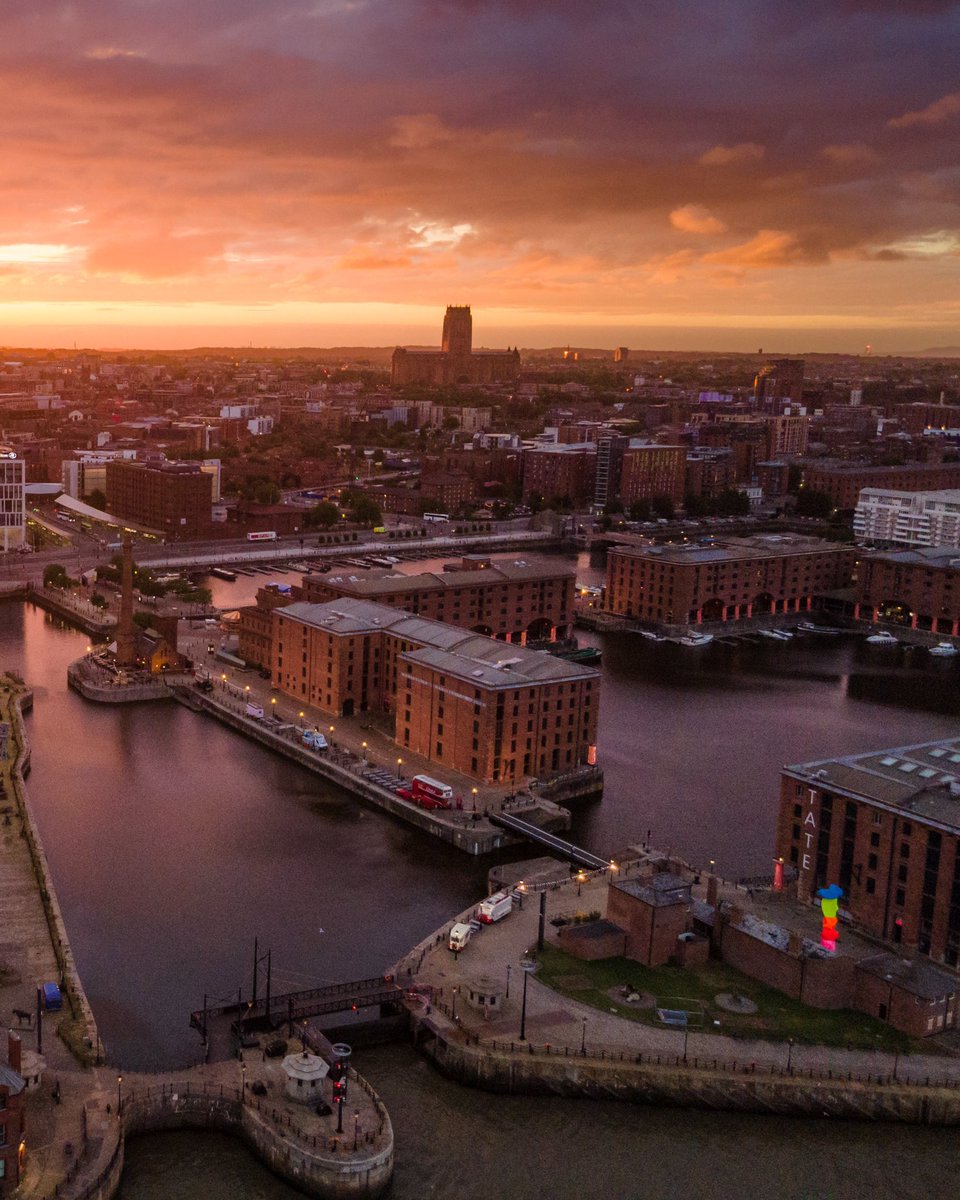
[912, 347, 960, 359]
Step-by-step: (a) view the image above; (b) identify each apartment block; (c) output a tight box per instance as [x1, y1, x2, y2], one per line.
[854, 488, 960, 548]
[777, 738, 960, 974]
[301, 554, 575, 643]
[604, 534, 855, 625]
[521, 444, 596, 505]
[105, 459, 213, 538]
[619, 444, 686, 506]
[271, 598, 599, 784]
[801, 462, 960, 511]
[856, 547, 960, 634]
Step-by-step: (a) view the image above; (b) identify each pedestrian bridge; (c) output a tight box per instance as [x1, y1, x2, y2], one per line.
[489, 811, 610, 870]
[190, 975, 405, 1061]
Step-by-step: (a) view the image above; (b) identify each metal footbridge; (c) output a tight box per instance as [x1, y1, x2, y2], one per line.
[190, 975, 404, 1061]
[489, 811, 610, 870]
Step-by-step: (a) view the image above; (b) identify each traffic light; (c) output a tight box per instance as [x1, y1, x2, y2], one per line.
[332, 1077, 346, 1104]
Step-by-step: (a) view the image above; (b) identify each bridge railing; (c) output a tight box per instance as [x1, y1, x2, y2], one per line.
[191, 974, 400, 1027]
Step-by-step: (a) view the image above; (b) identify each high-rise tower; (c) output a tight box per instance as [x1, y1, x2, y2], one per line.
[441, 306, 472, 358]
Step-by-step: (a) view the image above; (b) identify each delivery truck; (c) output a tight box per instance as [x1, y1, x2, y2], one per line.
[448, 922, 473, 953]
[477, 890, 513, 924]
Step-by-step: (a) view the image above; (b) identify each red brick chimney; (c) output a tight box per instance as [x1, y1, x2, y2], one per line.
[8, 1030, 21, 1075]
[706, 875, 719, 907]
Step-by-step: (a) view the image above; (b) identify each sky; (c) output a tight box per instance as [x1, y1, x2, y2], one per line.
[1, 0, 959, 353]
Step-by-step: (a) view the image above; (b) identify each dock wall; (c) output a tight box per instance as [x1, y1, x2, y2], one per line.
[5, 684, 101, 1064]
[416, 1023, 960, 1126]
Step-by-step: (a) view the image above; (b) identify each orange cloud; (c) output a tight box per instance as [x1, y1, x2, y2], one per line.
[703, 230, 812, 269]
[699, 142, 765, 167]
[336, 250, 415, 270]
[822, 143, 878, 165]
[87, 234, 225, 279]
[669, 204, 726, 235]
[889, 91, 960, 128]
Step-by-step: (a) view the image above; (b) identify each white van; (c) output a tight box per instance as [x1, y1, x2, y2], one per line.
[448, 922, 472, 952]
[245, 702, 265, 719]
[477, 891, 513, 924]
[302, 730, 328, 751]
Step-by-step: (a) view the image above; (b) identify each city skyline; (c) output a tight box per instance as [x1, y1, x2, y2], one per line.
[1, 2, 959, 352]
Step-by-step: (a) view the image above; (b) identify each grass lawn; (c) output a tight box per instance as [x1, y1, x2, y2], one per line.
[536, 944, 918, 1054]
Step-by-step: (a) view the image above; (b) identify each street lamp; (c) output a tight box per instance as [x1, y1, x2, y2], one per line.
[117, 1074, 123, 1115]
[353, 1108, 361, 1151]
[506, 964, 511, 999]
[397, 757, 403, 778]
[787, 1037, 795, 1073]
[580, 1016, 587, 1055]
[576, 870, 587, 896]
[519, 960, 536, 1040]
[451, 986, 458, 1020]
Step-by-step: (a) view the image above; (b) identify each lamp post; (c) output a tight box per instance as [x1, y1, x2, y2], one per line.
[397, 757, 403, 779]
[580, 1016, 587, 1056]
[117, 1074, 123, 1116]
[787, 1037, 795, 1073]
[506, 964, 511, 999]
[519, 960, 536, 1041]
[353, 1108, 361, 1152]
[577, 870, 586, 896]
[682, 1024, 689, 1063]
[451, 986, 458, 1021]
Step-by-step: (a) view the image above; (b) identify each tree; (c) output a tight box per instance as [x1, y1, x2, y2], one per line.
[253, 480, 281, 506]
[43, 564, 73, 589]
[305, 500, 340, 529]
[629, 499, 652, 521]
[794, 488, 832, 519]
[602, 500, 624, 515]
[86, 488, 108, 511]
[651, 495, 675, 520]
[90, 593, 108, 609]
[348, 495, 382, 527]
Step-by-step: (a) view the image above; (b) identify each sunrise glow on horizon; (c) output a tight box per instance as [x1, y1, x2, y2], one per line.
[1, 2, 959, 353]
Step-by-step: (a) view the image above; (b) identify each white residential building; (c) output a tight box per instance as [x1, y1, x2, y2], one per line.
[854, 488, 960, 548]
[0, 447, 25, 550]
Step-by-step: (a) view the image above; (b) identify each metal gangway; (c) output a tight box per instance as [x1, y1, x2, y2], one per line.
[489, 811, 610, 870]
[190, 974, 404, 1060]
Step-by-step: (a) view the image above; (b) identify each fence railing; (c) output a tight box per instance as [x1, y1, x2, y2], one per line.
[428, 1005, 960, 1092]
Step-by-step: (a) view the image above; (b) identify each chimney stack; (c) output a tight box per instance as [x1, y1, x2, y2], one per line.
[8, 1029, 22, 1075]
[706, 875, 719, 907]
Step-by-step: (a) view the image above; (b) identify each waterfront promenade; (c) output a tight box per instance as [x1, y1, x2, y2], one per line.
[395, 862, 960, 1108]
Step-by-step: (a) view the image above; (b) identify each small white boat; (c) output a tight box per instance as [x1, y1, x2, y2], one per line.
[637, 629, 666, 642]
[759, 629, 793, 641]
[679, 630, 713, 647]
[866, 631, 899, 645]
[929, 641, 958, 657]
